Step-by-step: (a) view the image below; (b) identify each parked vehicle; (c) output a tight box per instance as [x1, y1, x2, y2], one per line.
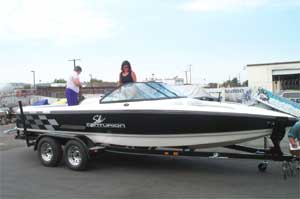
[280, 90, 300, 103]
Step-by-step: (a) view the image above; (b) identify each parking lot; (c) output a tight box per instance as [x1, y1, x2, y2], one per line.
[0, 124, 299, 199]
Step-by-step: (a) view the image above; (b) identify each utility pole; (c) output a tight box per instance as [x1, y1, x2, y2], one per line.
[31, 70, 36, 89]
[189, 64, 192, 84]
[184, 70, 188, 84]
[89, 74, 94, 94]
[184, 64, 192, 84]
[68, 58, 81, 69]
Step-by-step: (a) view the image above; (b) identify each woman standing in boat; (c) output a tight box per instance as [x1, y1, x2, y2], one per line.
[118, 60, 137, 86]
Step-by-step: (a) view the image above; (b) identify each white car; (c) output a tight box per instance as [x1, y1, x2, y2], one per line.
[280, 90, 300, 103]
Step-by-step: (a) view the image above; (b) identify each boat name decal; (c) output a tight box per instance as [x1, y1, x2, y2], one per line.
[86, 115, 126, 128]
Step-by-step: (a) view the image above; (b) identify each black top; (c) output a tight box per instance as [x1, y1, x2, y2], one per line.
[120, 71, 133, 84]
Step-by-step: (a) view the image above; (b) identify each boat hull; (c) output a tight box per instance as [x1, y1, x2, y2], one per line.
[85, 129, 272, 148]
[18, 128, 272, 148]
[17, 110, 279, 147]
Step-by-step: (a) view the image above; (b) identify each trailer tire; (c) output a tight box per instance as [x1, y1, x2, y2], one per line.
[37, 137, 62, 167]
[258, 162, 268, 172]
[64, 140, 88, 171]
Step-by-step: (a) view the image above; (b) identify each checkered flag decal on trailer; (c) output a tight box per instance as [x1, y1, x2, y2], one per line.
[20, 115, 60, 131]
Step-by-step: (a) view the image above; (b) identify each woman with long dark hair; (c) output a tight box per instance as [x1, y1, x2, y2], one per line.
[118, 60, 137, 86]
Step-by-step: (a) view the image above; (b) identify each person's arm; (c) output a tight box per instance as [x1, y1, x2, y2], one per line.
[289, 137, 298, 148]
[72, 77, 81, 87]
[288, 122, 300, 148]
[117, 75, 122, 87]
[131, 71, 137, 82]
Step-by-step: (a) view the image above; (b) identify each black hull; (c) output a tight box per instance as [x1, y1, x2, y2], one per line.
[16, 110, 291, 135]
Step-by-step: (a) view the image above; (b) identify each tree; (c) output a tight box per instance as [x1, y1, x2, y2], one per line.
[206, 83, 218, 88]
[242, 80, 248, 87]
[23, 84, 31, 89]
[90, 78, 103, 84]
[53, 79, 66, 83]
[231, 77, 239, 87]
[222, 77, 241, 87]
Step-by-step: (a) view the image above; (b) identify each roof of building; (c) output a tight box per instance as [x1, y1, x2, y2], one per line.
[247, 60, 300, 67]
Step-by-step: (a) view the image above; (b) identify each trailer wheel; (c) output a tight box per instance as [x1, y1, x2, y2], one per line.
[258, 162, 268, 172]
[37, 137, 62, 167]
[64, 140, 88, 171]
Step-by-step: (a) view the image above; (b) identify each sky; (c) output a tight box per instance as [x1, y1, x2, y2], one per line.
[1, 0, 300, 85]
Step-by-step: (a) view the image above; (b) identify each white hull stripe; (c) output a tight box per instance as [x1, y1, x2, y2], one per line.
[18, 128, 272, 147]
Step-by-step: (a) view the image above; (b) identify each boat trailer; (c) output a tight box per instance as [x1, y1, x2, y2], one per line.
[10, 101, 300, 179]
[103, 142, 299, 180]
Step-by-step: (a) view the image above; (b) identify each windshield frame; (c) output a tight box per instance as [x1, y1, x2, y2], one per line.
[100, 82, 186, 104]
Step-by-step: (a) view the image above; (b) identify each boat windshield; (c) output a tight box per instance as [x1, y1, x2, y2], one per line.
[100, 82, 186, 103]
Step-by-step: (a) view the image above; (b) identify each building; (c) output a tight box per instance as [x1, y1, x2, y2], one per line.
[162, 77, 184, 85]
[247, 61, 300, 93]
[145, 77, 185, 85]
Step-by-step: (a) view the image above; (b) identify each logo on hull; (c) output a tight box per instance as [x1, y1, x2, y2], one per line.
[86, 115, 126, 128]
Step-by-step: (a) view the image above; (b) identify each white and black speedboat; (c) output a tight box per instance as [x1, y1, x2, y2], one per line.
[16, 82, 297, 149]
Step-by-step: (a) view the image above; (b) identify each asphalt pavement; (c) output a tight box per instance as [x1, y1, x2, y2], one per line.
[0, 124, 299, 199]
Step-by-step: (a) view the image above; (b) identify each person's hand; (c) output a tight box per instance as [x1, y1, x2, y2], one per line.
[290, 138, 298, 148]
[291, 144, 298, 148]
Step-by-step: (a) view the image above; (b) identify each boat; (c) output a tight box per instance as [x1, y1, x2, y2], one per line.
[16, 82, 297, 149]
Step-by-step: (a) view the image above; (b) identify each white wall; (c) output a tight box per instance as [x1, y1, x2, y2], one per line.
[247, 62, 300, 91]
[248, 66, 272, 90]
